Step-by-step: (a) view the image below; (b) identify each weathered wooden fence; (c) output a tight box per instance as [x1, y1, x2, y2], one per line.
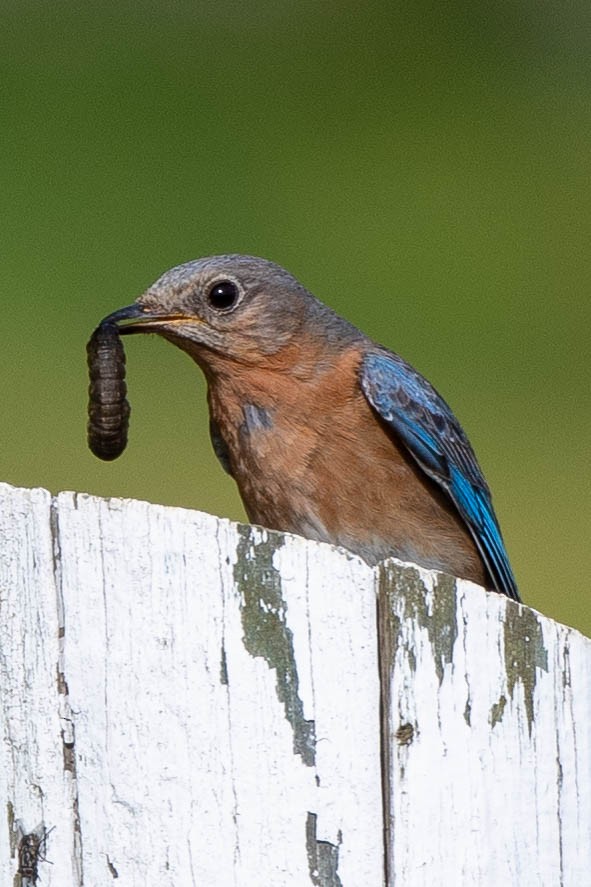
[0, 481, 589, 885]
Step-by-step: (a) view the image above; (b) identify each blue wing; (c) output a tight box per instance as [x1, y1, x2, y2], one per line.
[360, 351, 519, 601]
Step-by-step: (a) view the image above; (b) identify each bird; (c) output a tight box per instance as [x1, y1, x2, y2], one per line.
[101, 254, 519, 600]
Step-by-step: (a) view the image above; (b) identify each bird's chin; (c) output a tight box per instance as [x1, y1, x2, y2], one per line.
[151, 324, 226, 360]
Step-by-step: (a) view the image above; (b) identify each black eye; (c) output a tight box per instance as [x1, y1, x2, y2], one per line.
[207, 280, 240, 311]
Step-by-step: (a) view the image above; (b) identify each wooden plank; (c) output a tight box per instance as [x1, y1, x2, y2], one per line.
[0, 484, 80, 886]
[1, 480, 590, 885]
[379, 562, 591, 887]
[1, 483, 382, 885]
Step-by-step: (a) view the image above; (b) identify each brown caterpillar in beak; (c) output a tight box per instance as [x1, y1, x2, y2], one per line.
[86, 321, 130, 460]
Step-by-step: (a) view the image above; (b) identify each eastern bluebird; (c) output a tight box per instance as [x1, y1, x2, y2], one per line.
[97, 255, 519, 601]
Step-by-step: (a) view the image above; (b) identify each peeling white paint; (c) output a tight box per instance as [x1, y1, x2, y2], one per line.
[0, 482, 589, 886]
[379, 562, 591, 886]
[0, 484, 381, 886]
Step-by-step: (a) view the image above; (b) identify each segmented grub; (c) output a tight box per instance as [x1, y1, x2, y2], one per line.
[87, 321, 130, 460]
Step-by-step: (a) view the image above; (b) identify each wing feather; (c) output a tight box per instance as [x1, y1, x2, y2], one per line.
[360, 351, 519, 601]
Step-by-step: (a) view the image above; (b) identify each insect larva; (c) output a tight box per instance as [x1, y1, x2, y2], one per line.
[87, 321, 130, 461]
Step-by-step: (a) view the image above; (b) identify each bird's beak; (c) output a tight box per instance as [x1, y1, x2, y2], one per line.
[100, 304, 193, 335]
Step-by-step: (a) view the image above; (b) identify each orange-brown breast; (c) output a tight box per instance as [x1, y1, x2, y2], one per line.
[201, 345, 488, 587]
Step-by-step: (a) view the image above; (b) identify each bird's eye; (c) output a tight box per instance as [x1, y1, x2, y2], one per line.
[207, 280, 241, 312]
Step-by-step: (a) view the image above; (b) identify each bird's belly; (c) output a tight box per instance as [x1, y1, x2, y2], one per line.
[231, 416, 487, 586]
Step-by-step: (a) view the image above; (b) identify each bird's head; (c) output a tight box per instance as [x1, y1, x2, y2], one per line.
[102, 255, 355, 373]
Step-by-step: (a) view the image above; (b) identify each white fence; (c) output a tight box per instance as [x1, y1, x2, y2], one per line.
[0, 482, 589, 885]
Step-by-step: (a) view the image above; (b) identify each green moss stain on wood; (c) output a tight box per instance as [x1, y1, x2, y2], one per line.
[503, 605, 548, 735]
[379, 564, 458, 684]
[234, 526, 316, 766]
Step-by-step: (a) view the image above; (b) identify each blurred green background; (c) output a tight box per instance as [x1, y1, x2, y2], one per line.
[1, 2, 589, 634]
